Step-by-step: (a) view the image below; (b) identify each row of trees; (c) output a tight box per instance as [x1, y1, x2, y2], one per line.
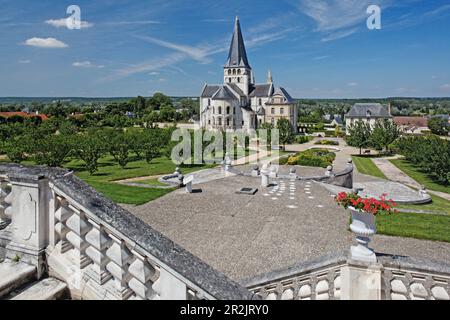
[395, 136, 450, 185]
[346, 119, 401, 155]
[0, 121, 174, 175]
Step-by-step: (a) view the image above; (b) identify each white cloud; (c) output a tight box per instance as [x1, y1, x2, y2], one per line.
[347, 82, 358, 87]
[134, 35, 212, 64]
[425, 4, 450, 17]
[321, 28, 358, 42]
[46, 18, 93, 29]
[297, 0, 391, 41]
[18, 59, 31, 64]
[313, 55, 330, 60]
[149, 71, 160, 75]
[72, 61, 104, 68]
[23, 37, 68, 48]
[104, 20, 160, 26]
[113, 17, 294, 80]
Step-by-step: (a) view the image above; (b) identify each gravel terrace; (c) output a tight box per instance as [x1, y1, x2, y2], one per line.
[123, 174, 450, 282]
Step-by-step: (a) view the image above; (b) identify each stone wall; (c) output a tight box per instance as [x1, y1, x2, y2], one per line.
[0, 164, 255, 300]
[242, 251, 450, 300]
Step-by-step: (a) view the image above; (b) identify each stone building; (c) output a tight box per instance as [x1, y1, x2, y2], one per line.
[199, 17, 298, 133]
[344, 103, 392, 135]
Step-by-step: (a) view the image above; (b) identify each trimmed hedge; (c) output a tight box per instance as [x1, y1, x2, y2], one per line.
[286, 148, 336, 168]
[314, 140, 339, 146]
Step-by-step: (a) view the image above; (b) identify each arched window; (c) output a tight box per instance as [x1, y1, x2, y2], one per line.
[228, 78, 232, 83]
[280, 108, 284, 115]
[226, 106, 230, 114]
[227, 118, 230, 126]
[258, 98, 262, 106]
[228, 69, 232, 75]
[233, 69, 236, 75]
[271, 108, 275, 115]
[237, 77, 240, 83]
[218, 106, 222, 114]
[233, 107, 236, 115]
[213, 107, 215, 114]
[237, 69, 241, 75]
[218, 118, 222, 126]
[208, 99, 211, 105]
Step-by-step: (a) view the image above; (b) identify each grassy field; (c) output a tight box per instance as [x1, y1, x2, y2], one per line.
[135, 178, 168, 186]
[63, 155, 216, 205]
[351, 156, 450, 242]
[352, 156, 387, 180]
[390, 159, 450, 194]
[377, 212, 450, 243]
[397, 194, 450, 215]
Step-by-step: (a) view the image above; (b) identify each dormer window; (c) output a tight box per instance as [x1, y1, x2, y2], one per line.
[366, 110, 372, 118]
[237, 69, 241, 75]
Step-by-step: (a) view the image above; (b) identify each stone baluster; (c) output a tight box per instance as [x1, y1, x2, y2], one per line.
[152, 268, 187, 300]
[128, 251, 158, 300]
[54, 197, 73, 253]
[105, 235, 133, 299]
[65, 208, 92, 269]
[0, 178, 11, 228]
[85, 219, 112, 285]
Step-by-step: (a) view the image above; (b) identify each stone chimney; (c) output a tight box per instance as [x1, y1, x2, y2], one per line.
[388, 103, 392, 116]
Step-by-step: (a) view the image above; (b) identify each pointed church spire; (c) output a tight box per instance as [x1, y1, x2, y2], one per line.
[267, 70, 273, 84]
[225, 16, 251, 69]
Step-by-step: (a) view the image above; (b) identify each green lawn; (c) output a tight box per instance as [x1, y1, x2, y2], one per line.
[390, 159, 450, 194]
[64, 156, 216, 205]
[377, 212, 450, 243]
[135, 178, 168, 187]
[397, 194, 450, 215]
[352, 156, 387, 180]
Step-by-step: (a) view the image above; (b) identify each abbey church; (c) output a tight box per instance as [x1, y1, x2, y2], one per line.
[199, 17, 298, 132]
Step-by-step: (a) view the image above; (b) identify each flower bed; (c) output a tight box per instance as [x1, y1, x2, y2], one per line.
[285, 148, 336, 168]
[314, 140, 339, 146]
[335, 192, 398, 215]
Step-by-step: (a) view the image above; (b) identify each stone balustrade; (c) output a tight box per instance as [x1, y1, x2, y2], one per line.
[242, 252, 450, 301]
[380, 256, 450, 300]
[0, 164, 255, 300]
[1, 163, 449, 300]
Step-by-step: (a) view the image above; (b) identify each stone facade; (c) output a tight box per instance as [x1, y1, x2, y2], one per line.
[345, 103, 393, 135]
[199, 17, 298, 133]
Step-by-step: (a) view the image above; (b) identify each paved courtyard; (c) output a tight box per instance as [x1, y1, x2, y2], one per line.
[124, 173, 450, 282]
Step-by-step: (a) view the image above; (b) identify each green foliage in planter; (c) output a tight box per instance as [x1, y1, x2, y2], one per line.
[295, 136, 312, 144]
[314, 139, 339, 146]
[287, 148, 336, 168]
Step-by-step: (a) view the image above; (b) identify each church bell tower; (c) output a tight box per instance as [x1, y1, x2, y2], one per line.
[224, 16, 252, 95]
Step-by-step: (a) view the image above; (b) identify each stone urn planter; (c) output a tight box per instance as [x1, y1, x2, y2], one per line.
[349, 207, 377, 263]
[336, 192, 398, 264]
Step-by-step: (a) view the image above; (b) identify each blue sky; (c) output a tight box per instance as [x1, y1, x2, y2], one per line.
[0, 0, 450, 98]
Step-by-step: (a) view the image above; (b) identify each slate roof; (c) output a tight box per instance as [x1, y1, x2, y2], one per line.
[212, 86, 237, 100]
[274, 87, 295, 104]
[225, 17, 251, 69]
[346, 103, 392, 118]
[226, 83, 246, 97]
[249, 84, 273, 97]
[332, 116, 343, 125]
[201, 85, 221, 98]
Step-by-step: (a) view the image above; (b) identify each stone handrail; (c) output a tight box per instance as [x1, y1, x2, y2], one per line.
[0, 164, 255, 300]
[242, 252, 450, 300]
[241, 252, 347, 300]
